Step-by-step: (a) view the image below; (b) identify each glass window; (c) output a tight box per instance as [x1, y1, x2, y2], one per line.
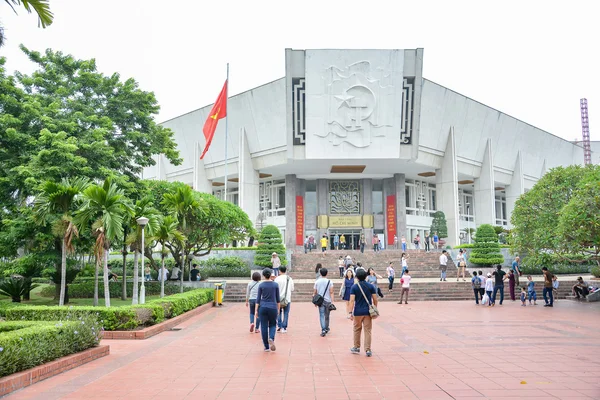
[305, 180, 317, 216]
[276, 186, 285, 209]
[372, 180, 383, 215]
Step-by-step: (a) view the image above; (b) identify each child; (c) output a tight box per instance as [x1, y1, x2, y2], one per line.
[527, 275, 537, 305]
[520, 287, 527, 306]
[552, 275, 559, 301]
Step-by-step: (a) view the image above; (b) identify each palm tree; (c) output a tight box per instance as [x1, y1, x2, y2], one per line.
[162, 186, 202, 293]
[76, 179, 130, 307]
[151, 215, 185, 298]
[1, 1, 54, 47]
[127, 197, 160, 305]
[34, 178, 89, 306]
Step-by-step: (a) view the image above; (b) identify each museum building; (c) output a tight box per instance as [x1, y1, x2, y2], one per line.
[143, 48, 587, 250]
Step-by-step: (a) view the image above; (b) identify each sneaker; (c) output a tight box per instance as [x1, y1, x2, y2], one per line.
[268, 338, 276, 351]
[250, 323, 254, 333]
[366, 351, 372, 357]
[277, 327, 281, 332]
[404, 302, 408, 304]
[350, 347, 360, 354]
[264, 348, 270, 352]
[397, 301, 403, 304]
[320, 331, 326, 337]
[325, 328, 330, 333]
[281, 329, 287, 333]
[544, 304, 549, 307]
[255, 329, 260, 333]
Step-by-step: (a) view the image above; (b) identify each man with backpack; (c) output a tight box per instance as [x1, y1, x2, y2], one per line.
[471, 271, 482, 304]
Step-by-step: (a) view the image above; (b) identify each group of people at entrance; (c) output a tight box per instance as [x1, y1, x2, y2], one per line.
[308, 231, 443, 254]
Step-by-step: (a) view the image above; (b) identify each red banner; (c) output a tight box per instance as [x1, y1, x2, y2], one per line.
[386, 195, 396, 245]
[296, 196, 304, 246]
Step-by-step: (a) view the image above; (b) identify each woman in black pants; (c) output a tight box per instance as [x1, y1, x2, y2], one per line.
[255, 268, 280, 352]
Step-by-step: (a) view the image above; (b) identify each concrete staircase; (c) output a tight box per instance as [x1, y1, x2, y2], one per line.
[288, 249, 456, 279]
[222, 277, 582, 303]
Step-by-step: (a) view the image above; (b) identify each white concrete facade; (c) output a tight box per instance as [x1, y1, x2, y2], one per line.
[143, 48, 586, 249]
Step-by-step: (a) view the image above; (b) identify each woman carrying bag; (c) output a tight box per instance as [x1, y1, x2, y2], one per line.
[349, 268, 379, 357]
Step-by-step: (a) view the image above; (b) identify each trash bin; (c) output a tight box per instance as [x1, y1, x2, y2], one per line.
[214, 283, 224, 306]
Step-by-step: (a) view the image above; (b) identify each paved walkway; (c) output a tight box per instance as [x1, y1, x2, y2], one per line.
[7, 300, 600, 400]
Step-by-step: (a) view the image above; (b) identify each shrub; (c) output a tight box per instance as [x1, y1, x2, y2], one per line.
[0, 318, 101, 377]
[591, 267, 600, 278]
[430, 211, 448, 239]
[197, 256, 250, 278]
[0, 277, 39, 303]
[469, 224, 504, 266]
[39, 281, 191, 299]
[453, 244, 510, 249]
[147, 289, 213, 318]
[254, 225, 287, 268]
[520, 263, 592, 276]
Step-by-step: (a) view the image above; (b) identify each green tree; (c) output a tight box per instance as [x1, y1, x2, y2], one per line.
[76, 179, 131, 307]
[34, 177, 89, 306]
[470, 224, 504, 266]
[254, 225, 287, 268]
[511, 165, 598, 266]
[1, 0, 53, 47]
[557, 168, 600, 266]
[430, 211, 448, 239]
[151, 215, 185, 298]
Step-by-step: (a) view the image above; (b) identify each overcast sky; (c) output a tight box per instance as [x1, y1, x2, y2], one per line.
[1, 0, 598, 142]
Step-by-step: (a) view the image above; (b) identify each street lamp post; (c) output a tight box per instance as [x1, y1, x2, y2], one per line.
[136, 217, 149, 304]
[466, 203, 471, 244]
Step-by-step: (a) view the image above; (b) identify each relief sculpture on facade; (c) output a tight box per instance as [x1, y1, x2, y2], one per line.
[329, 180, 360, 215]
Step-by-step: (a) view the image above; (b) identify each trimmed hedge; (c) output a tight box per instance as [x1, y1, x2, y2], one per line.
[4, 288, 213, 331]
[469, 224, 504, 265]
[453, 244, 510, 249]
[39, 281, 191, 298]
[197, 256, 250, 278]
[254, 225, 287, 268]
[0, 318, 101, 377]
[520, 264, 592, 276]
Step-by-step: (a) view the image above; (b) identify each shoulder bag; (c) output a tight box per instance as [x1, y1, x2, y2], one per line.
[356, 282, 379, 319]
[312, 280, 330, 306]
[280, 276, 290, 307]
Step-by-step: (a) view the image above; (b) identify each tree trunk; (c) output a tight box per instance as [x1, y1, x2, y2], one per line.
[59, 235, 67, 306]
[64, 285, 69, 304]
[132, 249, 139, 305]
[160, 254, 165, 298]
[94, 256, 99, 306]
[180, 248, 185, 293]
[103, 248, 111, 307]
[121, 231, 128, 300]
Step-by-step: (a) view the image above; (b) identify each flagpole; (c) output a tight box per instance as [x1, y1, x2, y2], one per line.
[224, 63, 229, 202]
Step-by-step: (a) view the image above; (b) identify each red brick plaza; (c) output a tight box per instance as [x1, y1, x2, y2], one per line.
[6, 300, 600, 400]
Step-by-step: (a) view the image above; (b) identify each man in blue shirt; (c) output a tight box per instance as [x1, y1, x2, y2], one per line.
[334, 234, 340, 250]
[511, 256, 521, 286]
[433, 232, 439, 249]
[349, 269, 378, 357]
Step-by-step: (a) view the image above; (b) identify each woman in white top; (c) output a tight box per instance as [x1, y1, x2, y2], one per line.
[400, 253, 409, 277]
[456, 249, 466, 281]
[484, 273, 494, 306]
[337, 256, 345, 278]
[386, 262, 395, 293]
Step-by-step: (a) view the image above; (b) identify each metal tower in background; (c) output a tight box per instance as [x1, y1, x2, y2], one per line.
[580, 98, 592, 165]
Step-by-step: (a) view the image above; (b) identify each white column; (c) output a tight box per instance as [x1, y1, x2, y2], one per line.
[193, 142, 211, 193]
[238, 128, 259, 227]
[505, 151, 524, 228]
[474, 138, 495, 226]
[435, 127, 459, 247]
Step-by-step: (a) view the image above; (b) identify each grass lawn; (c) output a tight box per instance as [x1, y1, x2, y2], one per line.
[0, 284, 165, 307]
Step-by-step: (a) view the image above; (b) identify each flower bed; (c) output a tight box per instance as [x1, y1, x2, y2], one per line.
[0, 319, 101, 377]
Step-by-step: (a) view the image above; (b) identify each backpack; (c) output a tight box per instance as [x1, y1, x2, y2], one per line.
[473, 276, 481, 289]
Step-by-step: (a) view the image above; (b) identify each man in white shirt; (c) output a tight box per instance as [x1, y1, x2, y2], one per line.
[275, 266, 294, 333]
[170, 265, 180, 281]
[398, 269, 411, 304]
[314, 268, 334, 337]
[439, 250, 448, 281]
[158, 267, 169, 282]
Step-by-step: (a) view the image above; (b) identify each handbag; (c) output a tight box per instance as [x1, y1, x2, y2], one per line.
[356, 282, 379, 319]
[312, 280, 330, 307]
[280, 276, 290, 307]
[339, 284, 345, 298]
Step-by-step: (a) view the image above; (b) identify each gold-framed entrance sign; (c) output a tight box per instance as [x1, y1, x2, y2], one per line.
[317, 215, 374, 228]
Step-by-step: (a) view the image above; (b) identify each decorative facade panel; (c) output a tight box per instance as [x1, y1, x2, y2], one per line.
[401, 77, 415, 144]
[329, 180, 360, 215]
[292, 78, 306, 145]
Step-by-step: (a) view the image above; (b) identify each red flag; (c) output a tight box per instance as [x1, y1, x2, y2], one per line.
[200, 80, 228, 159]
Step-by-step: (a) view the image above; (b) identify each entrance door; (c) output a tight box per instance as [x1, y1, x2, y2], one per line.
[329, 230, 362, 250]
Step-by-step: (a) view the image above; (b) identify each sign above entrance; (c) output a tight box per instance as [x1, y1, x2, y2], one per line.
[329, 215, 362, 228]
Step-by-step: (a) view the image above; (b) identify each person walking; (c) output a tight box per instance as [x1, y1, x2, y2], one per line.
[337, 256, 345, 278]
[245, 272, 262, 333]
[484, 272, 494, 306]
[275, 266, 294, 333]
[314, 263, 322, 280]
[304, 235, 309, 254]
[478, 270, 485, 299]
[334, 233, 340, 250]
[439, 250, 448, 281]
[255, 269, 280, 352]
[542, 267, 554, 307]
[320, 235, 328, 255]
[308, 234, 315, 252]
[398, 269, 411, 304]
[433, 232, 439, 250]
[527, 275, 537, 305]
[511, 256, 521, 286]
[271, 253, 281, 277]
[349, 268, 378, 357]
[360, 234, 366, 253]
[372, 234, 379, 252]
[340, 234, 346, 250]
[401, 235, 407, 252]
[367, 267, 384, 298]
[424, 232, 430, 252]
[340, 269, 355, 319]
[400, 252, 409, 277]
[394, 234, 398, 249]
[414, 234, 421, 250]
[471, 271, 482, 304]
[508, 270, 516, 301]
[314, 268, 334, 337]
[386, 262, 395, 293]
[456, 249, 467, 281]
[492, 265, 507, 306]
